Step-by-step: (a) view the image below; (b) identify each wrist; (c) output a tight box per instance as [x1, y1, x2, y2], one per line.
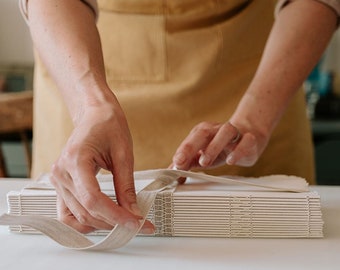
[229, 91, 278, 142]
[70, 77, 119, 126]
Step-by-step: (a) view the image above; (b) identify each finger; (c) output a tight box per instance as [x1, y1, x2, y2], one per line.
[199, 122, 241, 167]
[54, 152, 140, 230]
[107, 145, 141, 213]
[57, 194, 96, 234]
[226, 133, 258, 167]
[51, 163, 96, 233]
[173, 122, 219, 170]
[58, 152, 154, 234]
[56, 177, 155, 235]
[52, 161, 116, 229]
[59, 186, 115, 230]
[72, 166, 141, 231]
[52, 163, 93, 233]
[109, 154, 156, 234]
[51, 167, 115, 231]
[168, 163, 186, 184]
[95, 145, 158, 234]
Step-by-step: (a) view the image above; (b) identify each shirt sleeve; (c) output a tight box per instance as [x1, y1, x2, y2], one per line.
[18, 0, 98, 23]
[275, 0, 340, 19]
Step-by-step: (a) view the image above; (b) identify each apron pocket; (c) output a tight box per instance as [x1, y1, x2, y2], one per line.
[98, 11, 166, 82]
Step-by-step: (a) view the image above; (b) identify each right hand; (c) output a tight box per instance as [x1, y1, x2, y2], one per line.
[50, 98, 155, 234]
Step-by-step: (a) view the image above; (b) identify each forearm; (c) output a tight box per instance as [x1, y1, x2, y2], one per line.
[27, 0, 114, 125]
[230, 0, 337, 137]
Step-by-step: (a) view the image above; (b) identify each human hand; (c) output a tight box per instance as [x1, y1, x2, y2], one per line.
[50, 101, 154, 234]
[172, 121, 269, 174]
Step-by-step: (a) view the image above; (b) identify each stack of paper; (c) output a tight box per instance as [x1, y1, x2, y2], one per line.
[5, 169, 323, 238]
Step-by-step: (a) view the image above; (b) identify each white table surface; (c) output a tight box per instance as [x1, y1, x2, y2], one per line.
[0, 179, 339, 270]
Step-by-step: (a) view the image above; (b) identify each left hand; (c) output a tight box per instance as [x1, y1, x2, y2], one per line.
[172, 121, 269, 172]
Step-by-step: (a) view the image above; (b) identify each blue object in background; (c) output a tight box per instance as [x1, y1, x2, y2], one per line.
[306, 59, 332, 97]
[304, 58, 333, 119]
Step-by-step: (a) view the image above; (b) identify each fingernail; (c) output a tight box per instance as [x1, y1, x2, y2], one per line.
[177, 177, 186, 184]
[199, 154, 210, 167]
[130, 203, 142, 217]
[139, 227, 155, 235]
[124, 220, 139, 231]
[226, 154, 234, 165]
[174, 152, 186, 165]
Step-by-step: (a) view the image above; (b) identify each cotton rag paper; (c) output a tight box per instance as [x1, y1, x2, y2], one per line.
[0, 169, 323, 250]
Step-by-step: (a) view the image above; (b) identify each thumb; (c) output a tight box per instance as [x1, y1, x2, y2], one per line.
[112, 165, 142, 217]
[226, 133, 258, 167]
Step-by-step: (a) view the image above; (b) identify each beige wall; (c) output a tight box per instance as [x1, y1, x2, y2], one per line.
[0, 0, 339, 69]
[0, 0, 34, 65]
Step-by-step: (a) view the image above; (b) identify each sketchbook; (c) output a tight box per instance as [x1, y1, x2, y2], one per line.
[3, 169, 323, 241]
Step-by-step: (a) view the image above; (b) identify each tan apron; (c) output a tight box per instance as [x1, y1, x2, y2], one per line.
[31, 0, 315, 183]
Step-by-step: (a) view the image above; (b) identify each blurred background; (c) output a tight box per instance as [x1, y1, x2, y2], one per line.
[1, 1, 340, 185]
[0, 0, 33, 178]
